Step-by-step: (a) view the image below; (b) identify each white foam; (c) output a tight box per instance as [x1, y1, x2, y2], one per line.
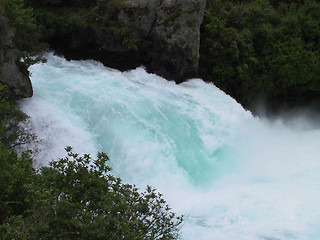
[21, 53, 320, 239]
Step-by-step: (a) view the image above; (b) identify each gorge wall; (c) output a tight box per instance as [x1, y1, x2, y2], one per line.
[30, 0, 206, 83]
[0, 14, 32, 98]
[2, 0, 320, 117]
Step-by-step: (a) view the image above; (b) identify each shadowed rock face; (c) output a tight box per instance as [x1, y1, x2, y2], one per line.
[0, 14, 33, 98]
[46, 0, 206, 83]
[119, 0, 206, 82]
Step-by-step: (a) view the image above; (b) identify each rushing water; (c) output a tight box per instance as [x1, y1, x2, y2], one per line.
[20, 53, 320, 240]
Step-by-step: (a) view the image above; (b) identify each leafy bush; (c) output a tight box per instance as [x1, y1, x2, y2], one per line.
[0, 84, 36, 149]
[0, 83, 35, 226]
[199, 0, 320, 113]
[0, 146, 33, 226]
[0, 147, 183, 239]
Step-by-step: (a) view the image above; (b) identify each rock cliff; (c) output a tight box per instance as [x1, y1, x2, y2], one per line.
[36, 0, 206, 83]
[0, 14, 33, 98]
[119, 0, 206, 82]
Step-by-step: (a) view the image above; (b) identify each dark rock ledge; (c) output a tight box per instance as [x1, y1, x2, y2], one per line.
[49, 0, 206, 83]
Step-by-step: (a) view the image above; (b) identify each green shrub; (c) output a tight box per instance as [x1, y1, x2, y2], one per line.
[0, 148, 183, 240]
[199, 0, 320, 112]
[0, 84, 33, 149]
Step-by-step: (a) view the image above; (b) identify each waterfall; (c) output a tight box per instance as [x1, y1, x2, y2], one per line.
[20, 53, 320, 240]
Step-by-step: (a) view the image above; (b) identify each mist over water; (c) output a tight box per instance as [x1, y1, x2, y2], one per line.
[20, 54, 320, 240]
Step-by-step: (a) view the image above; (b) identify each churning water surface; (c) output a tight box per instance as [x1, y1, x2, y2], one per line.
[20, 53, 320, 240]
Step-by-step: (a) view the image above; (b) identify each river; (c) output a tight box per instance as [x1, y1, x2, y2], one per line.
[20, 53, 320, 240]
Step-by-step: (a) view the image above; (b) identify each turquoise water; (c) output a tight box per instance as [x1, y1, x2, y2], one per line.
[20, 53, 320, 239]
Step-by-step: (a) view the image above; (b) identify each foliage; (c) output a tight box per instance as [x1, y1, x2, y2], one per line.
[0, 83, 36, 149]
[0, 83, 35, 226]
[199, 0, 320, 113]
[3, 0, 47, 68]
[0, 147, 183, 239]
[27, 0, 138, 51]
[0, 147, 33, 226]
[111, 26, 139, 51]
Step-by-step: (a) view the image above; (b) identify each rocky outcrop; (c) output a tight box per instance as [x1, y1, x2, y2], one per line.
[0, 14, 33, 98]
[44, 0, 206, 83]
[118, 0, 206, 82]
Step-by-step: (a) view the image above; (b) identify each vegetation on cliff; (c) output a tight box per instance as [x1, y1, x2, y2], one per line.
[199, 0, 320, 114]
[1, 0, 46, 68]
[25, 0, 139, 51]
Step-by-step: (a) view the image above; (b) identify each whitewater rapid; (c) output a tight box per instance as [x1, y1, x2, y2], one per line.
[20, 53, 320, 240]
